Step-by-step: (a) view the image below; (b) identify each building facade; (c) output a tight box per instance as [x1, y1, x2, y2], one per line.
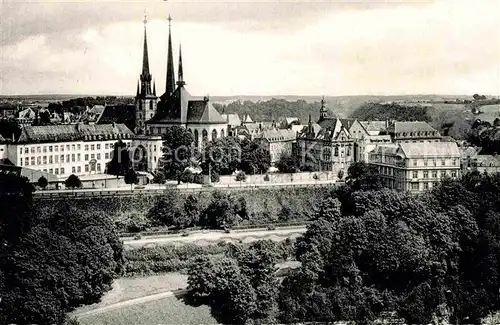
[257, 128, 296, 165]
[369, 141, 461, 193]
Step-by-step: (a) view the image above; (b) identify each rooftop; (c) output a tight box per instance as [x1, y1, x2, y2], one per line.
[17, 123, 134, 144]
[399, 141, 460, 158]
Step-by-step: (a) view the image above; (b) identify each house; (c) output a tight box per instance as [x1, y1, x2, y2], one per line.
[257, 128, 296, 165]
[369, 141, 460, 193]
[386, 121, 442, 143]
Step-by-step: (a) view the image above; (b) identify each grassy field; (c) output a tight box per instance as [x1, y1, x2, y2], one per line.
[77, 295, 216, 325]
[478, 104, 500, 123]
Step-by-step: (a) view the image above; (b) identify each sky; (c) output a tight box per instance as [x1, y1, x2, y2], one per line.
[0, 0, 499, 97]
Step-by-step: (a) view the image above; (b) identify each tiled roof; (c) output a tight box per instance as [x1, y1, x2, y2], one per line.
[17, 123, 134, 144]
[186, 100, 227, 124]
[243, 114, 254, 123]
[360, 121, 387, 132]
[97, 104, 136, 131]
[259, 128, 296, 141]
[221, 113, 241, 126]
[399, 141, 460, 158]
[390, 121, 438, 134]
[150, 86, 192, 124]
[373, 144, 400, 156]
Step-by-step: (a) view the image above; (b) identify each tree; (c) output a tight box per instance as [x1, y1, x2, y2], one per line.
[180, 169, 194, 184]
[162, 126, 194, 184]
[147, 189, 185, 227]
[200, 191, 247, 229]
[346, 162, 382, 191]
[183, 194, 202, 227]
[151, 171, 166, 184]
[37, 176, 48, 190]
[0, 175, 123, 325]
[106, 140, 131, 176]
[65, 174, 82, 189]
[240, 138, 271, 174]
[201, 136, 241, 176]
[124, 168, 139, 190]
[276, 152, 299, 173]
[350, 102, 432, 122]
[235, 171, 247, 183]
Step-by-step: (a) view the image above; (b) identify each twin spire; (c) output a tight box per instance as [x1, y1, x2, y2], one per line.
[165, 15, 185, 96]
[138, 13, 184, 99]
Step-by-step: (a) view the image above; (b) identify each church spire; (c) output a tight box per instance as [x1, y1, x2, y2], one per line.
[165, 14, 176, 96]
[153, 80, 156, 96]
[177, 44, 185, 86]
[319, 96, 327, 121]
[136, 80, 140, 97]
[139, 12, 153, 97]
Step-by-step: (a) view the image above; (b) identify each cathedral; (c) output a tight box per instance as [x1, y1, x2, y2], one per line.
[135, 15, 228, 148]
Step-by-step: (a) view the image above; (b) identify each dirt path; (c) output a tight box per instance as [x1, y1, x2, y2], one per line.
[123, 226, 307, 249]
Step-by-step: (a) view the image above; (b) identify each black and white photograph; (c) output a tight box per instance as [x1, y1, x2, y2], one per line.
[1, 0, 500, 324]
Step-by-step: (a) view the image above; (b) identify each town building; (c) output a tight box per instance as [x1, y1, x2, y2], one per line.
[221, 113, 241, 136]
[295, 110, 355, 171]
[145, 16, 228, 147]
[369, 141, 460, 193]
[257, 128, 296, 165]
[386, 121, 442, 143]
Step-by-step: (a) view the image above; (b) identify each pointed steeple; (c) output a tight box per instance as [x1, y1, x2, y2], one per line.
[139, 12, 153, 97]
[177, 44, 185, 86]
[165, 14, 176, 96]
[136, 80, 140, 97]
[153, 80, 156, 96]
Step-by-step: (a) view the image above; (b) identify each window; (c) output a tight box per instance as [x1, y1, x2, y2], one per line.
[37, 146, 41, 153]
[433, 159, 437, 166]
[77, 154, 81, 161]
[49, 156, 53, 164]
[412, 171, 418, 179]
[72, 166, 76, 173]
[97, 163, 101, 172]
[423, 171, 429, 178]
[77, 166, 81, 173]
[71, 144, 75, 151]
[55, 168, 59, 174]
[424, 159, 428, 166]
[423, 182, 429, 190]
[413, 159, 417, 166]
[25, 158, 29, 166]
[97, 153, 101, 160]
[334, 146, 339, 157]
[441, 159, 445, 166]
[452, 159, 457, 166]
[37, 157, 41, 165]
[55, 155, 59, 163]
[42, 156, 47, 164]
[85, 154, 89, 161]
[66, 145, 70, 151]
[61, 167, 65, 174]
[440, 171, 446, 178]
[451, 171, 457, 178]
[19, 148, 23, 155]
[31, 157, 35, 165]
[71, 154, 75, 162]
[77, 144, 81, 150]
[19, 158, 23, 166]
[60, 155, 64, 163]
[49, 168, 53, 174]
[43, 146, 47, 153]
[91, 154, 95, 159]
[432, 171, 437, 178]
[97, 144, 101, 150]
[85, 144, 89, 151]
[105, 153, 109, 159]
[55, 146, 58, 152]
[91, 144, 95, 150]
[24, 148, 28, 154]
[49, 146, 53, 152]
[154, 145, 157, 151]
[66, 154, 70, 162]
[60, 145, 64, 152]
[85, 164, 89, 172]
[411, 183, 419, 190]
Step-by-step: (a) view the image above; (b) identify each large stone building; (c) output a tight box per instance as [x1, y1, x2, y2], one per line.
[295, 99, 355, 171]
[369, 141, 460, 193]
[145, 16, 228, 147]
[257, 128, 296, 165]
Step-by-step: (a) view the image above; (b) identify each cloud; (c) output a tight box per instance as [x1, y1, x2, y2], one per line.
[0, 0, 499, 96]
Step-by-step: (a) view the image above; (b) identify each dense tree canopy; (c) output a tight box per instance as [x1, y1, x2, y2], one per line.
[162, 126, 194, 184]
[0, 174, 123, 324]
[106, 140, 131, 176]
[350, 102, 432, 122]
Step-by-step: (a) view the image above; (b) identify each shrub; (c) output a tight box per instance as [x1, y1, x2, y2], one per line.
[236, 171, 247, 182]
